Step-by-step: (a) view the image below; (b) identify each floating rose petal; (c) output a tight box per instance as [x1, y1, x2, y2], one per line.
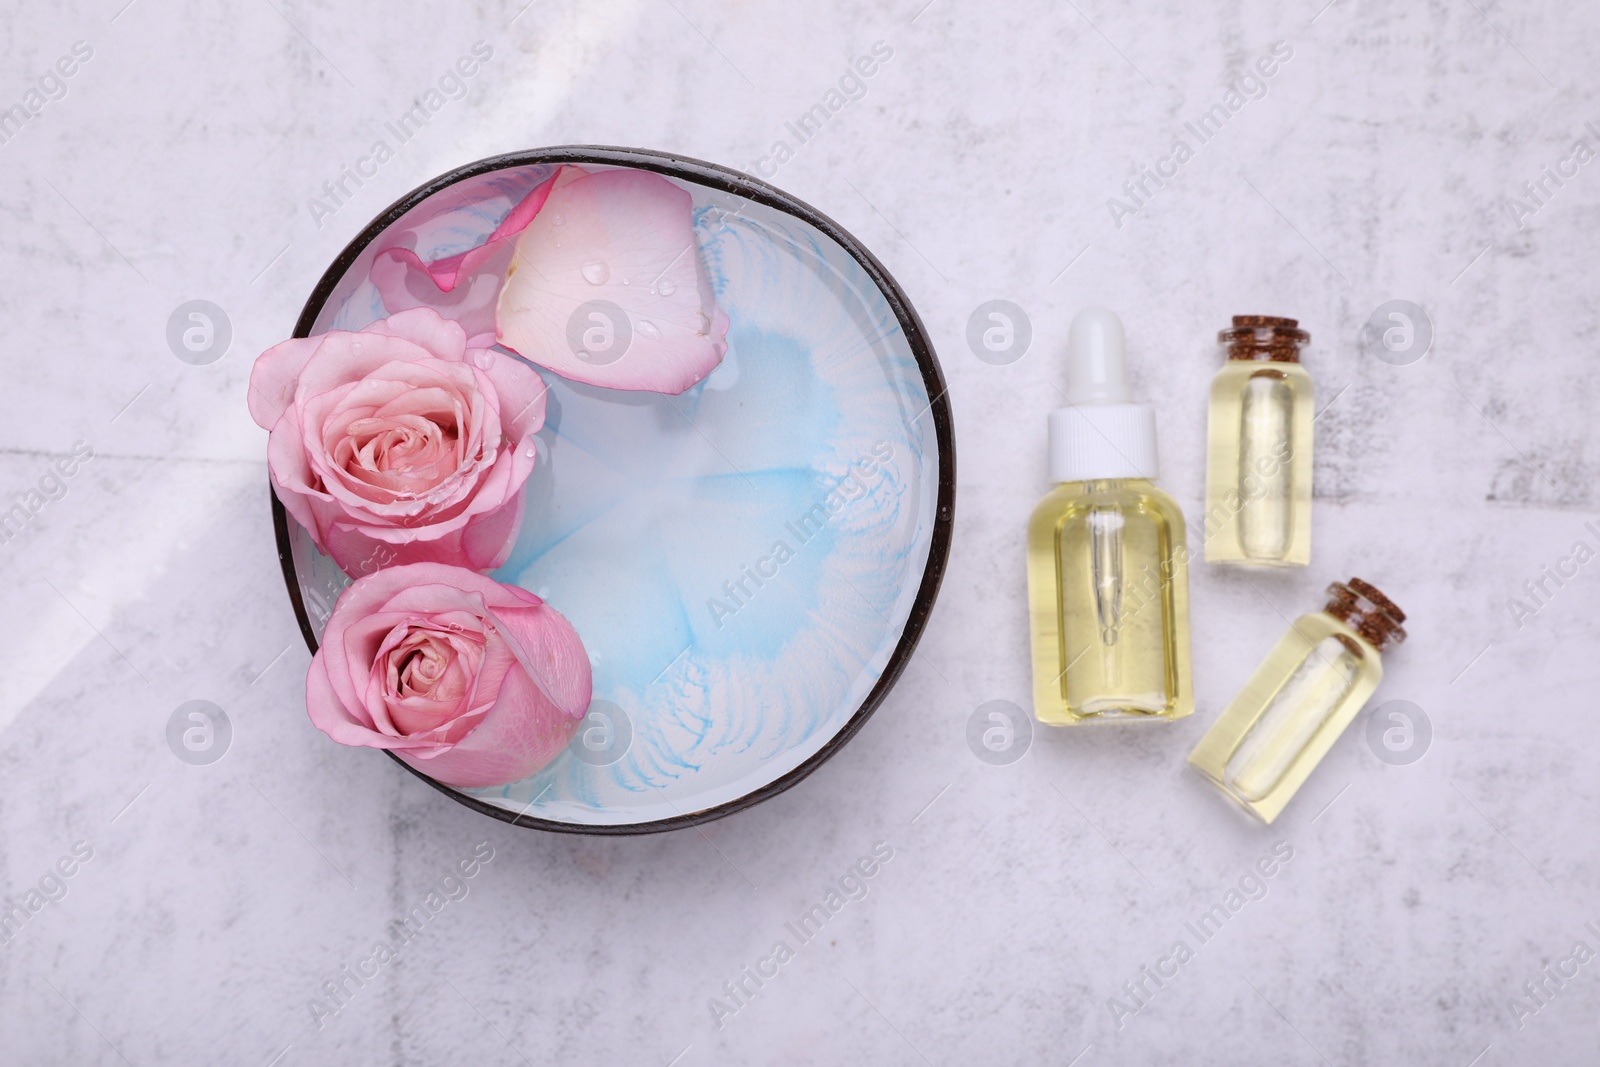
[369, 166, 587, 339]
[495, 168, 730, 395]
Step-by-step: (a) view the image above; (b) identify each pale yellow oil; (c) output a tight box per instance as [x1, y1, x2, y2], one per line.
[1202, 361, 1313, 566]
[1027, 479, 1193, 725]
[1187, 611, 1383, 823]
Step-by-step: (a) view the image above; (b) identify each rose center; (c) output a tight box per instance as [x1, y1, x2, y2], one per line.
[350, 414, 460, 474]
[396, 646, 446, 696]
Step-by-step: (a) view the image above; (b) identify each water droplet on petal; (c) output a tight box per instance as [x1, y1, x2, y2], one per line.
[552, 215, 564, 226]
[636, 320, 660, 338]
[656, 278, 676, 297]
[473, 351, 493, 368]
[582, 261, 610, 285]
[523, 436, 537, 458]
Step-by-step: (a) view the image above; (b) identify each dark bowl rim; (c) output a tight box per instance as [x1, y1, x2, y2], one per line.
[270, 144, 956, 835]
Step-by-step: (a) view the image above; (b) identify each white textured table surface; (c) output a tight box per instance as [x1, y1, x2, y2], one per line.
[2, 1, 1597, 1064]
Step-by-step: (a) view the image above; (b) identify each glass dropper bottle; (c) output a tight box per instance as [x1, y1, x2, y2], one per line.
[1026, 308, 1193, 725]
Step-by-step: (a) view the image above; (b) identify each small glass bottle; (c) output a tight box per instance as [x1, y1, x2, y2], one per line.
[1203, 316, 1313, 566]
[1188, 578, 1406, 823]
[1027, 309, 1193, 725]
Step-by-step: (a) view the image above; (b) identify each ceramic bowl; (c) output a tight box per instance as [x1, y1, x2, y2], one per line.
[272, 146, 954, 833]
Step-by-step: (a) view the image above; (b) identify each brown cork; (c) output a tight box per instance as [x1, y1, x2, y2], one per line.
[1323, 578, 1406, 651]
[1219, 315, 1310, 362]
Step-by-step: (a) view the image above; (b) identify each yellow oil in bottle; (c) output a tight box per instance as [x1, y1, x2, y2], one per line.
[1202, 317, 1313, 567]
[1028, 479, 1192, 723]
[1188, 579, 1406, 823]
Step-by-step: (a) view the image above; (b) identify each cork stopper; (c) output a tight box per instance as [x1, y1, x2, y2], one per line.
[1219, 315, 1309, 362]
[1323, 578, 1406, 651]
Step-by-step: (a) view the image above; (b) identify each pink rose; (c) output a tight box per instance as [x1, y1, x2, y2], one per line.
[248, 307, 546, 574]
[306, 562, 592, 788]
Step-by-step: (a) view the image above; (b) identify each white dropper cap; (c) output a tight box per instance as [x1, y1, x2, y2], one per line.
[1048, 308, 1160, 483]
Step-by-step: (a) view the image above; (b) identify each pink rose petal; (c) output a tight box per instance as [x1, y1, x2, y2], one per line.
[495, 168, 730, 395]
[248, 336, 322, 430]
[369, 166, 587, 339]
